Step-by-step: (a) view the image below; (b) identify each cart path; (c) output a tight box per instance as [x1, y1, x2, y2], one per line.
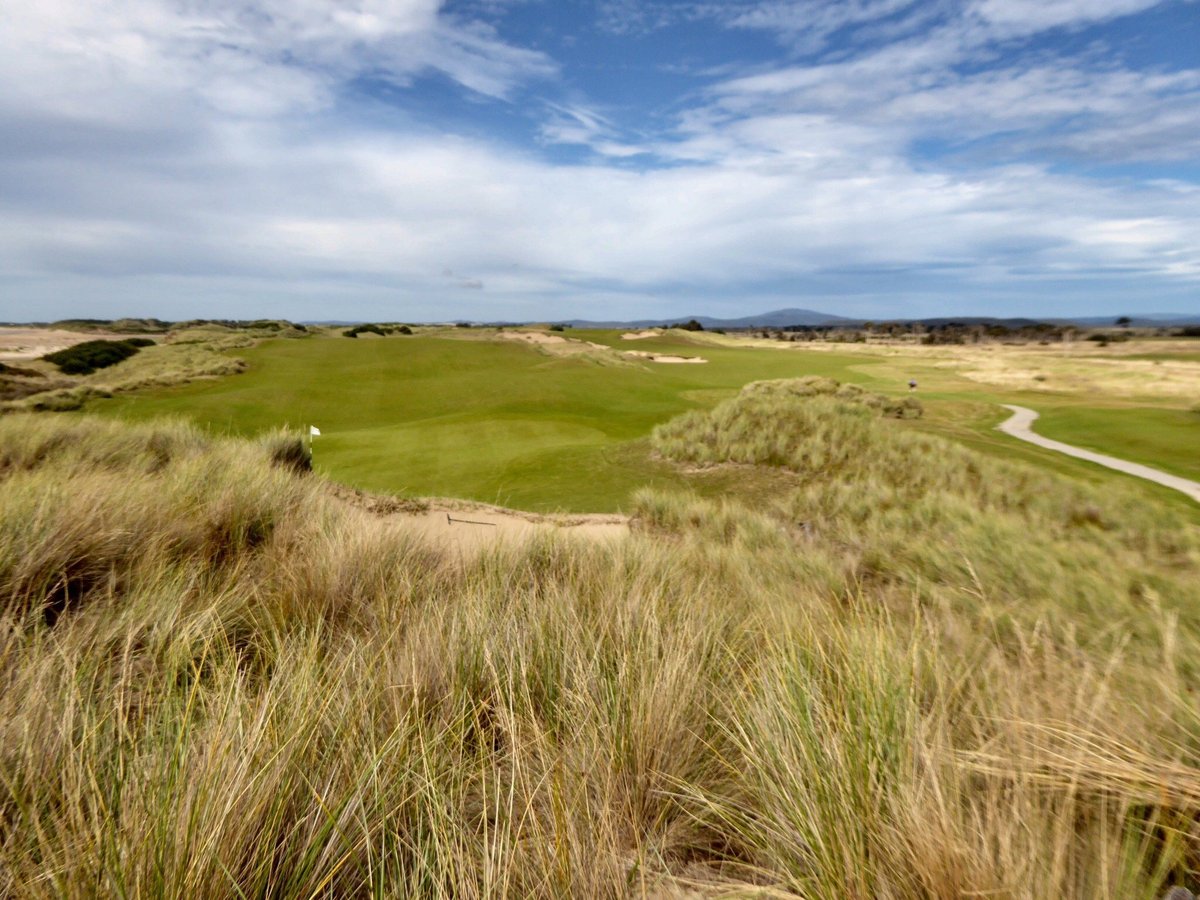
[997, 405, 1200, 503]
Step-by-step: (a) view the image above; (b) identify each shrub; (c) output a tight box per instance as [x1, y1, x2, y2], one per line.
[396, 325, 413, 335]
[262, 431, 312, 474]
[42, 339, 147, 375]
[0, 362, 43, 378]
[26, 386, 113, 411]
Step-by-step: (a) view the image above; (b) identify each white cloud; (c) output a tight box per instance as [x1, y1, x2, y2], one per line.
[968, 0, 1168, 35]
[0, 0, 1197, 321]
[0, 0, 554, 129]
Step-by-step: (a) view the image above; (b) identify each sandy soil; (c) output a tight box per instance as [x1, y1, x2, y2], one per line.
[332, 486, 629, 557]
[403, 506, 628, 555]
[623, 350, 708, 364]
[998, 405, 1200, 503]
[621, 330, 663, 340]
[0, 327, 151, 361]
[496, 330, 571, 346]
[492, 330, 621, 364]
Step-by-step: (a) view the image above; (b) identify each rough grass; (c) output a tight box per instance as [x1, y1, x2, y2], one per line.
[0, 327, 296, 414]
[1, 402, 1198, 897]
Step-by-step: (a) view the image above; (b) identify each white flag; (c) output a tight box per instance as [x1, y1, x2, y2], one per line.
[310, 425, 321, 436]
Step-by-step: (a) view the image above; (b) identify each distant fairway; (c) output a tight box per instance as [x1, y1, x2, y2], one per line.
[91, 328, 1200, 514]
[98, 330, 878, 511]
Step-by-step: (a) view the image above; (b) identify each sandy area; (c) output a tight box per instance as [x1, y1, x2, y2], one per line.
[621, 330, 662, 340]
[495, 330, 614, 357]
[333, 486, 628, 557]
[403, 506, 628, 555]
[497, 330, 571, 346]
[0, 327, 152, 362]
[623, 350, 708, 364]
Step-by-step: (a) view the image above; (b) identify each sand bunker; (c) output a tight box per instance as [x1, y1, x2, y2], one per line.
[403, 506, 627, 555]
[497, 330, 571, 346]
[333, 486, 628, 558]
[621, 330, 662, 340]
[495, 330, 615, 358]
[623, 350, 708, 364]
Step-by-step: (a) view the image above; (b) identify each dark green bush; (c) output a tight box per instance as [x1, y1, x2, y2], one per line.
[264, 433, 312, 474]
[42, 340, 148, 375]
[396, 325, 413, 335]
[0, 362, 43, 378]
[343, 324, 389, 339]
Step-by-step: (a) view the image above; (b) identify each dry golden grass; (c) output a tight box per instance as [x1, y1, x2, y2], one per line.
[693, 330, 1200, 401]
[0, 397, 1198, 897]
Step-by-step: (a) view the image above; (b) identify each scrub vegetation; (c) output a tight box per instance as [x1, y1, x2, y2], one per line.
[42, 337, 155, 375]
[0, 323, 307, 414]
[1, 382, 1198, 897]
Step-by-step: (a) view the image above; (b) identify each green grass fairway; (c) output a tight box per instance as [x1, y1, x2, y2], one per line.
[97, 331, 875, 511]
[1032, 405, 1200, 482]
[90, 329, 1200, 515]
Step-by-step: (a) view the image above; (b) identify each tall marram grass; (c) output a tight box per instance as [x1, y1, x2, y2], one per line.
[1, 402, 1199, 898]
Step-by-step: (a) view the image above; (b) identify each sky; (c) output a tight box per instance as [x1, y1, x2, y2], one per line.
[1, 0, 1198, 323]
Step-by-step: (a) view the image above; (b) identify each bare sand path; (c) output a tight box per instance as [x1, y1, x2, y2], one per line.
[997, 404, 1200, 503]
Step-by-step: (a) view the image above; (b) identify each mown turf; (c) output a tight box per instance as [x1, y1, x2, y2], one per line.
[90, 329, 1200, 514]
[96, 331, 873, 511]
[1032, 405, 1200, 482]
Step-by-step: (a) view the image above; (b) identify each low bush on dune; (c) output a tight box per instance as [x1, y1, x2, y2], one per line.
[0, 409, 1198, 897]
[41, 338, 156, 375]
[343, 324, 394, 338]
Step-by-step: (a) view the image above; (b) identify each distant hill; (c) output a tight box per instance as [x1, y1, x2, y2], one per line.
[557, 308, 852, 329]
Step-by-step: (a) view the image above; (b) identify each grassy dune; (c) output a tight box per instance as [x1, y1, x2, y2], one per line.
[2, 386, 1199, 897]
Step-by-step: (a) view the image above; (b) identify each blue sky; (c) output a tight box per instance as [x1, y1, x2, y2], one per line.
[1, 0, 1198, 322]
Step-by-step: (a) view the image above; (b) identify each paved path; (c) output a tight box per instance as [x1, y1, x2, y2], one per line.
[997, 405, 1200, 503]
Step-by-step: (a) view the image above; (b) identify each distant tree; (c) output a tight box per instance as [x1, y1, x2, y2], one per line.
[1116, 316, 1132, 327]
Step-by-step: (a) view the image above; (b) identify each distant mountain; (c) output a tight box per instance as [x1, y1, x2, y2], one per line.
[557, 307, 852, 329]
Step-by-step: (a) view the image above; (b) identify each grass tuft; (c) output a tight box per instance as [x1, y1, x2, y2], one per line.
[0, 408, 1197, 896]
